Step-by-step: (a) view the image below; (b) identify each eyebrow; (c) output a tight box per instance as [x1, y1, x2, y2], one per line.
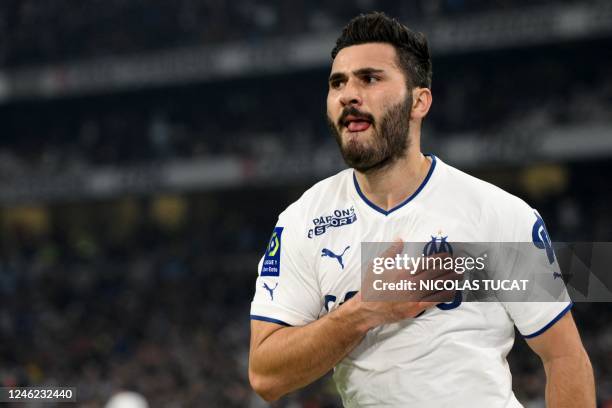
[328, 67, 385, 84]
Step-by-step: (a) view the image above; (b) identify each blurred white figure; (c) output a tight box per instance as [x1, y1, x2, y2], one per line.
[105, 391, 149, 408]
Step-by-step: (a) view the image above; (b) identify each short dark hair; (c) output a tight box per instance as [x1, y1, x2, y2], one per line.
[331, 12, 432, 89]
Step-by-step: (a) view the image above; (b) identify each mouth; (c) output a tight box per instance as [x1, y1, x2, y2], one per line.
[342, 115, 372, 133]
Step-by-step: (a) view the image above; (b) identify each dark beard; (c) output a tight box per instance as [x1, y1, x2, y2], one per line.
[327, 96, 412, 173]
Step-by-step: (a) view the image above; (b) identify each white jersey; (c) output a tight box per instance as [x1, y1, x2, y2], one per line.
[250, 155, 571, 408]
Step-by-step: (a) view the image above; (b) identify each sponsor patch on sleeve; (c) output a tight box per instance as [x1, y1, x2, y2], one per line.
[261, 227, 283, 276]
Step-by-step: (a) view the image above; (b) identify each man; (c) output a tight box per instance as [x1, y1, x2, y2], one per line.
[249, 12, 595, 407]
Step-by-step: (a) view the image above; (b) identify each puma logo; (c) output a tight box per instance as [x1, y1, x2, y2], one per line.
[263, 282, 279, 300]
[321, 246, 351, 269]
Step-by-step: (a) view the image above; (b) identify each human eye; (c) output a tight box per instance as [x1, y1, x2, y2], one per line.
[329, 78, 344, 90]
[362, 74, 380, 85]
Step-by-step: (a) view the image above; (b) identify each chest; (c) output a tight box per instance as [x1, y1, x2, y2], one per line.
[309, 206, 487, 315]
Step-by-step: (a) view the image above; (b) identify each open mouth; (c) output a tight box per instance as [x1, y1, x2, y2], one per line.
[342, 115, 372, 132]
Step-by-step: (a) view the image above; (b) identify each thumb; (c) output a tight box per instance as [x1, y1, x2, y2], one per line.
[383, 238, 404, 258]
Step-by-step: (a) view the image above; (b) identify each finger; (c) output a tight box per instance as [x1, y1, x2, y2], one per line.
[419, 288, 456, 303]
[406, 301, 439, 317]
[413, 301, 440, 312]
[416, 301, 438, 309]
[365, 239, 404, 276]
[419, 273, 463, 298]
[381, 238, 404, 258]
[411, 253, 452, 276]
[427, 252, 452, 259]
[416, 266, 461, 282]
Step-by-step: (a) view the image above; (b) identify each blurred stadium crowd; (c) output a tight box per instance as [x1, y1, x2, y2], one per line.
[1, 45, 611, 175]
[0, 0, 583, 68]
[0, 0, 611, 407]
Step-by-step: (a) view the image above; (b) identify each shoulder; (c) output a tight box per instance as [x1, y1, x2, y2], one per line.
[436, 158, 540, 239]
[444, 162, 530, 210]
[278, 168, 353, 224]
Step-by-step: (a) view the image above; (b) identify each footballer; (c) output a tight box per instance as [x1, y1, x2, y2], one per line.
[248, 12, 595, 407]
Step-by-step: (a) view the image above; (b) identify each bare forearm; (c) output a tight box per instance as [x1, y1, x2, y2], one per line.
[544, 350, 595, 408]
[249, 301, 368, 400]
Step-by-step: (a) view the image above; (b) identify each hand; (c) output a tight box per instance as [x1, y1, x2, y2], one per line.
[349, 239, 461, 330]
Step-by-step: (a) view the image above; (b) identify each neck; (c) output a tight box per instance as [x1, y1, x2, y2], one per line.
[354, 144, 431, 212]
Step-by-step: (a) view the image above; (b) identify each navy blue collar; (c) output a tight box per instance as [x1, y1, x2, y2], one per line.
[352, 154, 437, 216]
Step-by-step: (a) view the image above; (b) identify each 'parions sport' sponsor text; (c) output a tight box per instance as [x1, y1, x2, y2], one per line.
[308, 207, 357, 238]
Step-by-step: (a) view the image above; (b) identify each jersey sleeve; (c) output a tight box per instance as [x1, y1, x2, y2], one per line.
[250, 208, 322, 327]
[495, 201, 572, 338]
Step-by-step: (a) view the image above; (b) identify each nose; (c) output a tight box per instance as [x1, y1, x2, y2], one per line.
[339, 79, 362, 107]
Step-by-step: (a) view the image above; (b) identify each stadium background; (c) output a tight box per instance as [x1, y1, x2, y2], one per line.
[0, 1, 611, 406]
